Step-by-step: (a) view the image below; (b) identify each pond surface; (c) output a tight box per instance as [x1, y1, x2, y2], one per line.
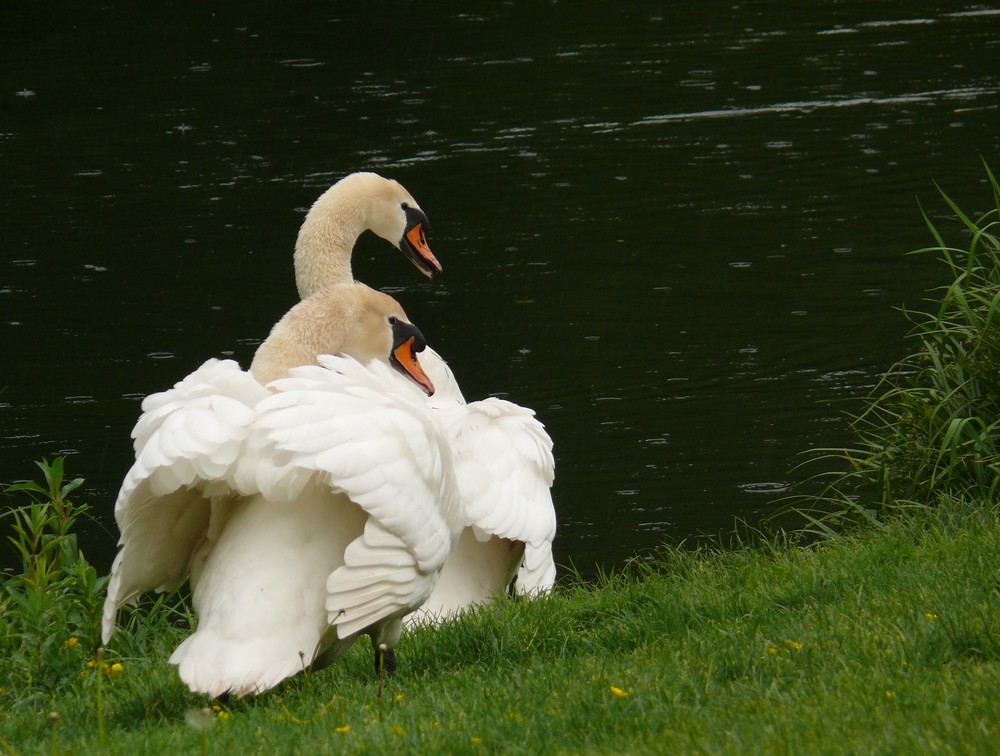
[2, 2, 999, 577]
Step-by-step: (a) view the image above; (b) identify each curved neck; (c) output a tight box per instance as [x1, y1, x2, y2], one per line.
[249, 291, 352, 385]
[293, 183, 371, 298]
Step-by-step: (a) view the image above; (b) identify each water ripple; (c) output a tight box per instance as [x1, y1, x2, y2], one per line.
[738, 482, 790, 494]
[637, 87, 998, 125]
[277, 58, 325, 68]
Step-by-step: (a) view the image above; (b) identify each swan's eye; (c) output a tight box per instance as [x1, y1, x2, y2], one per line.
[401, 202, 410, 210]
[388, 316, 398, 325]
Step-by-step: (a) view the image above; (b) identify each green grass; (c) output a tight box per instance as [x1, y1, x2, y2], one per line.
[1, 497, 998, 754]
[4, 167, 1000, 753]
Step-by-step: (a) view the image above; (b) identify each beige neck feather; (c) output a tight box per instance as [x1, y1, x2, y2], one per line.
[249, 283, 406, 386]
[293, 173, 406, 299]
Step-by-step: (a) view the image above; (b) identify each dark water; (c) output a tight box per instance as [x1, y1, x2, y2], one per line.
[2, 3, 999, 578]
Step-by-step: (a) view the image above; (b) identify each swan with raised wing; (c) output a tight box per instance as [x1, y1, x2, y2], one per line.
[289, 172, 556, 620]
[102, 283, 462, 697]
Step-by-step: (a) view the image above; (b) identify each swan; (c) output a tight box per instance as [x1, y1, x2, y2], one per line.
[102, 283, 462, 697]
[290, 172, 557, 620]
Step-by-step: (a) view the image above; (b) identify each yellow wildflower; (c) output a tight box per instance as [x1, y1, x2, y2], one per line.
[109, 663, 124, 678]
[335, 725, 350, 735]
[390, 725, 405, 736]
[216, 711, 231, 721]
[394, 693, 405, 702]
[767, 646, 778, 655]
[62, 637, 79, 650]
[610, 686, 628, 698]
[472, 736, 482, 745]
[885, 690, 894, 699]
[85, 660, 96, 669]
[785, 640, 802, 650]
[924, 612, 938, 621]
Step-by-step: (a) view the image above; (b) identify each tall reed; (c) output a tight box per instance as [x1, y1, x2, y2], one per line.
[801, 162, 1000, 532]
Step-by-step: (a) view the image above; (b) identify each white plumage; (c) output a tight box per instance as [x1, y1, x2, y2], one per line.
[406, 351, 556, 624]
[103, 170, 559, 699]
[290, 172, 559, 620]
[101, 358, 267, 635]
[103, 286, 462, 697]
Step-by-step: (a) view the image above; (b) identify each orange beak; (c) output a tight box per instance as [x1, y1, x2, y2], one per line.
[404, 223, 442, 278]
[392, 336, 435, 396]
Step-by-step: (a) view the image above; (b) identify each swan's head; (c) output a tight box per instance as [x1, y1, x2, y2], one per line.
[338, 285, 434, 395]
[363, 175, 441, 280]
[387, 315, 435, 396]
[296, 173, 442, 297]
[250, 282, 435, 395]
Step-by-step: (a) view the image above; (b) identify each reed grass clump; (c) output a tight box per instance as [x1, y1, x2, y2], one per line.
[0, 458, 107, 696]
[805, 163, 1000, 527]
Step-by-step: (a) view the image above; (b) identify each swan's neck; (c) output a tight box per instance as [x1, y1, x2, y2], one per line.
[293, 184, 370, 298]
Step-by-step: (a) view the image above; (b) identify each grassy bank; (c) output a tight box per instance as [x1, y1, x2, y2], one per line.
[1, 496, 998, 753]
[3, 169, 1000, 753]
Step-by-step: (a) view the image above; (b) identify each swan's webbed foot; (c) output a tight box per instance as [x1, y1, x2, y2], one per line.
[374, 646, 397, 677]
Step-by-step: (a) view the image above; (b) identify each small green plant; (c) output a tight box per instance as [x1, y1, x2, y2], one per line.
[1, 458, 107, 695]
[800, 162, 1000, 531]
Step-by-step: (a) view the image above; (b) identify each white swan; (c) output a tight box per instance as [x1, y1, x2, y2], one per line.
[290, 172, 557, 621]
[102, 283, 462, 697]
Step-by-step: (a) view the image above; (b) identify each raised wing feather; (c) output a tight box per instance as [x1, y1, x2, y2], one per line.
[421, 347, 467, 410]
[518, 541, 558, 595]
[439, 397, 556, 593]
[326, 518, 443, 639]
[254, 355, 461, 572]
[101, 359, 268, 643]
[405, 350, 559, 626]
[252, 355, 462, 635]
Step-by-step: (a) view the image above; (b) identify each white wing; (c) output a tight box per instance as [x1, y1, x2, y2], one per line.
[407, 363, 558, 625]
[442, 398, 556, 589]
[421, 347, 467, 409]
[420, 347, 556, 571]
[253, 354, 462, 640]
[442, 399, 555, 544]
[101, 359, 268, 643]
